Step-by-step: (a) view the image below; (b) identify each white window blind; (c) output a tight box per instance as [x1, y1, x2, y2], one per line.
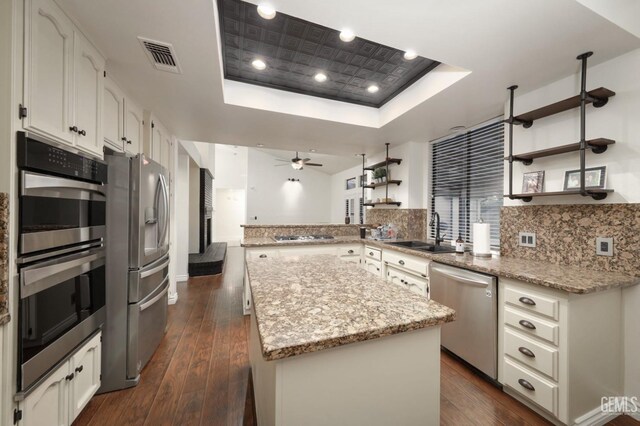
[430, 119, 504, 248]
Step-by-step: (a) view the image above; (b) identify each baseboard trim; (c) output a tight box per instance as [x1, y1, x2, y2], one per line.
[168, 292, 179, 305]
[574, 406, 619, 426]
[176, 274, 189, 282]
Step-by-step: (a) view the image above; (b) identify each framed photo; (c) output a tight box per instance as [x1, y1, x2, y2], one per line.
[522, 171, 545, 193]
[345, 177, 356, 190]
[563, 166, 606, 190]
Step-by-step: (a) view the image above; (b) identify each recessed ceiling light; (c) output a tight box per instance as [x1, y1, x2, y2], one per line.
[256, 143, 265, 147]
[339, 29, 355, 42]
[256, 3, 276, 20]
[367, 85, 379, 94]
[251, 59, 266, 70]
[314, 73, 327, 83]
[403, 50, 417, 60]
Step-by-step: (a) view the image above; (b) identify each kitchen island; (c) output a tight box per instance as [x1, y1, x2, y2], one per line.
[246, 254, 455, 426]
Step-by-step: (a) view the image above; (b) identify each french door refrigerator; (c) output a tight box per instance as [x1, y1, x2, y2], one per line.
[99, 153, 170, 393]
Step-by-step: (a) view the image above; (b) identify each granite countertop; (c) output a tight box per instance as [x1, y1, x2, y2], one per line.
[0, 193, 10, 326]
[242, 236, 363, 247]
[241, 224, 365, 228]
[363, 240, 640, 295]
[246, 254, 455, 361]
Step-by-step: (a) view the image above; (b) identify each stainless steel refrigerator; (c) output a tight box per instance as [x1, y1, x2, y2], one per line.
[99, 152, 170, 393]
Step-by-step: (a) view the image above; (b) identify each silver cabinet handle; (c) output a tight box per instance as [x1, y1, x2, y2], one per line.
[518, 379, 535, 391]
[518, 347, 536, 358]
[519, 319, 536, 330]
[519, 296, 536, 306]
[369, 252, 374, 256]
[399, 260, 405, 265]
[259, 254, 267, 258]
[348, 250, 354, 254]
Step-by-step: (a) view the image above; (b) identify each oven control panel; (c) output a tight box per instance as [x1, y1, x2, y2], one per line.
[17, 132, 107, 184]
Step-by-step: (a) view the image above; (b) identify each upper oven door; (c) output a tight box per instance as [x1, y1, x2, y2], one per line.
[20, 171, 106, 256]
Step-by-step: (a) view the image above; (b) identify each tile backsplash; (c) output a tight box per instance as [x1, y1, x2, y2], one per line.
[501, 204, 640, 276]
[366, 208, 429, 241]
[0, 193, 9, 325]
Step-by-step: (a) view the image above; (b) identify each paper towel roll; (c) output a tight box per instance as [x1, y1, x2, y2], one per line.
[473, 223, 491, 255]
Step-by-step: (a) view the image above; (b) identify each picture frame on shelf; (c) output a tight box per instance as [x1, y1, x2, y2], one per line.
[563, 166, 606, 190]
[522, 170, 545, 193]
[346, 177, 356, 190]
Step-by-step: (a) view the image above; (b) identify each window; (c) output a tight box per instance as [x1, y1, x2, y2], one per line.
[430, 119, 504, 248]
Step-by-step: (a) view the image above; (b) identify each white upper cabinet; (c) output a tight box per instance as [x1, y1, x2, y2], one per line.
[124, 98, 143, 155]
[23, 0, 105, 157]
[103, 76, 125, 152]
[73, 32, 104, 156]
[24, 0, 74, 144]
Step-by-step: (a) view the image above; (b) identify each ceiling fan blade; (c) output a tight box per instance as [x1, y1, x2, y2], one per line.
[305, 162, 323, 167]
[274, 164, 290, 167]
[301, 158, 311, 162]
[275, 159, 290, 162]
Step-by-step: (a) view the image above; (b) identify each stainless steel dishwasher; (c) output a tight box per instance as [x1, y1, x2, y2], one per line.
[429, 263, 498, 380]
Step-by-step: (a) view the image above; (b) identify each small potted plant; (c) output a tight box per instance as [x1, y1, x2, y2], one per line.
[375, 167, 387, 183]
[373, 168, 382, 183]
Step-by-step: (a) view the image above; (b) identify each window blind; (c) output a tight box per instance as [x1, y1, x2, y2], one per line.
[430, 119, 504, 248]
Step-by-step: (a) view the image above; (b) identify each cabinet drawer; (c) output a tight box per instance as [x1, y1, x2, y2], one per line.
[336, 245, 360, 257]
[505, 287, 559, 321]
[364, 246, 381, 261]
[504, 307, 559, 346]
[382, 250, 429, 276]
[504, 329, 558, 380]
[504, 358, 558, 416]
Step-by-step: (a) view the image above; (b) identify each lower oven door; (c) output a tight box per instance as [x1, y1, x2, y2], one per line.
[18, 247, 106, 391]
[127, 276, 169, 379]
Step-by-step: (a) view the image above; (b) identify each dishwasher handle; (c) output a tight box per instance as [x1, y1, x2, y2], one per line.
[430, 265, 493, 287]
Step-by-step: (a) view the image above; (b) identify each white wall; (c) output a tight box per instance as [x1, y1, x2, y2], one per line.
[246, 149, 332, 224]
[215, 188, 246, 245]
[504, 48, 640, 206]
[175, 152, 190, 280]
[503, 48, 640, 401]
[188, 158, 200, 253]
[215, 144, 248, 190]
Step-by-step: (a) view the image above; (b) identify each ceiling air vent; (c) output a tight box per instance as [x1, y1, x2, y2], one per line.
[138, 37, 182, 74]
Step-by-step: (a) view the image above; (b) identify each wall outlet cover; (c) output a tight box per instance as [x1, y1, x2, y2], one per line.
[596, 237, 614, 256]
[518, 232, 536, 248]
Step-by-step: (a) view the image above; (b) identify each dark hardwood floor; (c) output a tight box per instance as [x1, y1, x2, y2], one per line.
[74, 247, 639, 426]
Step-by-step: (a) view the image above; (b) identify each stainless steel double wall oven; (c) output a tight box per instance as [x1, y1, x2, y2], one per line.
[16, 132, 107, 392]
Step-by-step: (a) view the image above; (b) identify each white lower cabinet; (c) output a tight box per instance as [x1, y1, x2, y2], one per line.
[386, 266, 429, 298]
[18, 332, 102, 426]
[363, 258, 382, 277]
[499, 278, 622, 425]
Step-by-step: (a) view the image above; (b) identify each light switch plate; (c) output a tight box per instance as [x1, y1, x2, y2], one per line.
[596, 237, 614, 256]
[519, 232, 536, 248]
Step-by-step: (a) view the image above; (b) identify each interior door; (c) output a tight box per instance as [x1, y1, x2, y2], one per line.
[73, 32, 104, 156]
[24, 0, 74, 145]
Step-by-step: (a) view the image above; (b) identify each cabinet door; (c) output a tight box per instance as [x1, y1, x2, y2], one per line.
[69, 333, 102, 421]
[386, 266, 406, 288]
[161, 133, 172, 170]
[24, 0, 74, 145]
[363, 258, 381, 276]
[103, 76, 125, 151]
[73, 32, 105, 156]
[21, 361, 69, 426]
[124, 98, 143, 155]
[151, 123, 162, 164]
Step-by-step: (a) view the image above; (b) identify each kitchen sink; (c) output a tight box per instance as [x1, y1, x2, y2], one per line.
[386, 240, 457, 254]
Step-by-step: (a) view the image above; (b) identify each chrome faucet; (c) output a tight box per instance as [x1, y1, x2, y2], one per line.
[429, 211, 446, 246]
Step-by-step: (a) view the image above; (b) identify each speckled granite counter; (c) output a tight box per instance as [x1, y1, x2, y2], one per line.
[363, 240, 640, 294]
[0, 193, 9, 326]
[242, 235, 363, 247]
[246, 254, 455, 361]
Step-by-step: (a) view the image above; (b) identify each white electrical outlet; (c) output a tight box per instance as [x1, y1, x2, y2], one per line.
[596, 237, 614, 256]
[518, 232, 536, 248]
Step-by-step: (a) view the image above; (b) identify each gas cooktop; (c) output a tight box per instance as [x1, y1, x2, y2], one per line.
[273, 235, 335, 242]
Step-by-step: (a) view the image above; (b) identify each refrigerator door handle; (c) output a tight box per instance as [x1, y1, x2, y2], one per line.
[157, 174, 169, 247]
[139, 277, 169, 312]
[140, 256, 170, 279]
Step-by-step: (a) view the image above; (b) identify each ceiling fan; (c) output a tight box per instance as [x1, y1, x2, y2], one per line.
[275, 152, 323, 170]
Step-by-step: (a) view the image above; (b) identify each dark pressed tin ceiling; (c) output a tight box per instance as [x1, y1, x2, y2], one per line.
[217, 0, 440, 108]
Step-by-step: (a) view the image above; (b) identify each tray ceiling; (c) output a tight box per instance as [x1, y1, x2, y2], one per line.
[217, 0, 440, 108]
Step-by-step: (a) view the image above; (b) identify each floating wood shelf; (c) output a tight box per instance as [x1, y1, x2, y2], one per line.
[363, 201, 402, 207]
[505, 138, 615, 165]
[505, 188, 613, 202]
[364, 180, 402, 189]
[504, 87, 615, 128]
[363, 158, 402, 171]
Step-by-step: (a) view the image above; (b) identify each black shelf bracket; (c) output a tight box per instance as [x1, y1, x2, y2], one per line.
[589, 192, 608, 201]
